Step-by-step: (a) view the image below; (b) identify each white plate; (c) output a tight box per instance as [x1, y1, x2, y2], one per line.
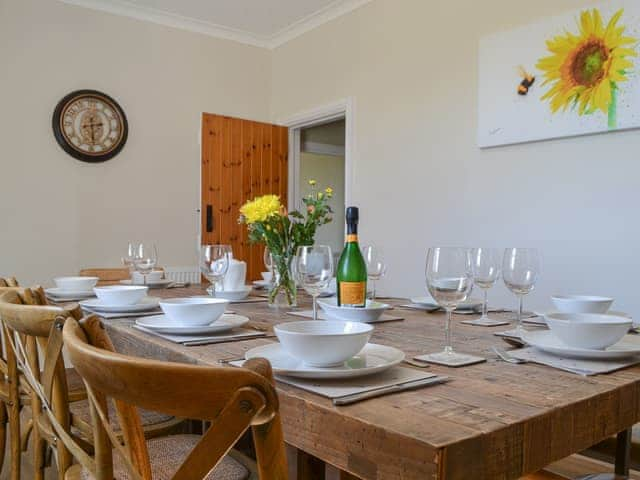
[80, 297, 160, 313]
[522, 330, 640, 360]
[120, 279, 173, 288]
[410, 296, 482, 310]
[135, 313, 249, 335]
[45, 288, 96, 300]
[244, 343, 405, 379]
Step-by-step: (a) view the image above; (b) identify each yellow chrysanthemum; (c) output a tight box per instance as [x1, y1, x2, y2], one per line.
[239, 194, 281, 224]
[536, 8, 637, 120]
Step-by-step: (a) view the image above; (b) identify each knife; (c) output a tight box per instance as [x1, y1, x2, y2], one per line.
[333, 376, 449, 406]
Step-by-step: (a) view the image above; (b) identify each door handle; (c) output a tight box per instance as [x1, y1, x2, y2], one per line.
[206, 205, 213, 232]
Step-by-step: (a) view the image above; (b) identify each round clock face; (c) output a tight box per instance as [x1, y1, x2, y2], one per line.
[52, 90, 128, 163]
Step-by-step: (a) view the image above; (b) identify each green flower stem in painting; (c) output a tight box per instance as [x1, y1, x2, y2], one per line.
[608, 82, 618, 130]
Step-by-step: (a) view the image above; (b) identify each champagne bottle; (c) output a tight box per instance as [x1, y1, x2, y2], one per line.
[336, 206, 367, 307]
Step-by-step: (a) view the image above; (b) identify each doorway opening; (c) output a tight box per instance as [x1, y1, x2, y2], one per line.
[281, 98, 353, 257]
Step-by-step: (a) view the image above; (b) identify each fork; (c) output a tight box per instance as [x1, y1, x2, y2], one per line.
[492, 346, 527, 364]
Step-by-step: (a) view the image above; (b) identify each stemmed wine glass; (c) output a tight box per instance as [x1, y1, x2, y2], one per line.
[133, 244, 158, 285]
[200, 245, 231, 297]
[296, 245, 333, 320]
[502, 248, 541, 335]
[122, 242, 139, 274]
[423, 247, 474, 364]
[471, 248, 501, 322]
[361, 246, 387, 301]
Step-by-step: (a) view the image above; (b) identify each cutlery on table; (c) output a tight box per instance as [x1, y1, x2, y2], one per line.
[332, 376, 449, 406]
[492, 347, 527, 364]
[403, 358, 431, 368]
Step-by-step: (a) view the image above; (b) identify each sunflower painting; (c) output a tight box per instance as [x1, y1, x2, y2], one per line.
[478, 2, 640, 148]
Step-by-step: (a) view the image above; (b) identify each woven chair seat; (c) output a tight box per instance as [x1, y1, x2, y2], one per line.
[74, 434, 249, 479]
[70, 399, 174, 434]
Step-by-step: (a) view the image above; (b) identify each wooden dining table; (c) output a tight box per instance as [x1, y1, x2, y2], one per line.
[101, 286, 640, 480]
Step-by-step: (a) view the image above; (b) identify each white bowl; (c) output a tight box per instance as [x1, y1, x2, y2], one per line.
[544, 312, 631, 350]
[93, 286, 148, 306]
[274, 320, 373, 367]
[54, 276, 98, 291]
[215, 286, 252, 301]
[159, 297, 229, 326]
[261, 272, 272, 282]
[551, 295, 614, 314]
[317, 298, 390, 323]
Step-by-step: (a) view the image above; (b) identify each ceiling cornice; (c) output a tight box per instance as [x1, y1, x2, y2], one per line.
[58, 0, 372, 50]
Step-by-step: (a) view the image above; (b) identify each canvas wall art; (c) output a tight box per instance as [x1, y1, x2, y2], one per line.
[478, 1, 640, 147]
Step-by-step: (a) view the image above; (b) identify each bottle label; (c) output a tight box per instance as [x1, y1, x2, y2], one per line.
[346, 234, 358, 243]
[339, 281, 366, 306]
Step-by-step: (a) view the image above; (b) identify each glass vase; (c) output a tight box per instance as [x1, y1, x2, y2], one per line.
[268, 253, 297, 308]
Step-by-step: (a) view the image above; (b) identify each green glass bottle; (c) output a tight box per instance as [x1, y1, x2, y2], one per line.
[336, 206, 367, 307]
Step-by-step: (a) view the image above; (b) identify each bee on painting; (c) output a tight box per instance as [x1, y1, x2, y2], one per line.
[517, 66, 535, 95]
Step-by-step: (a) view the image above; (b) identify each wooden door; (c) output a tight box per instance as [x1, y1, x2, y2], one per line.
[201, 113, 288, 281]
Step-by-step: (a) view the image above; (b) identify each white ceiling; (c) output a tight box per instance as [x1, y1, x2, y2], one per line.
[60, 0, 371, 48]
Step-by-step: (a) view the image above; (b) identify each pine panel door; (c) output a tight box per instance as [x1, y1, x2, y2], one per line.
[201, 113, 288, 281]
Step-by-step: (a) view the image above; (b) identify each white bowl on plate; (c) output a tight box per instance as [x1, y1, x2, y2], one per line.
[93, 286, 148, 306]
[544, 312, 631, 350]
[215, 286, 252, 301]
[551, 295, 613, 314]
[261, 272, 272, 282]
[317, 298, 390, 323]
[54, 276, 98, 291]
[274, 320, 373, 367]
[159, 297, 229, 326]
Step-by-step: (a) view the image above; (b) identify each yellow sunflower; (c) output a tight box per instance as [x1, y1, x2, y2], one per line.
[536, 8, 637, 126]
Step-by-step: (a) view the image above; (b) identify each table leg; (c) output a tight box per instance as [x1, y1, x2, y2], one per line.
[325, 464, 361, 479]
[577, 428, 632, 480]
[614, 428, 632, 477]
[286, 444, 325, 480]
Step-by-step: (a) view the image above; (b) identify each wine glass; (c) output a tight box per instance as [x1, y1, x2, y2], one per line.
[502, 248, 541, 335]
[296, 245, 333, 320]
[470, 248, 501, 322]
[133, 244, 158, 285]
[200, 245, 231, 297]
[424, 247, 473, 363]
[361, 246, 387, 301]
[122, 242, 139, 274]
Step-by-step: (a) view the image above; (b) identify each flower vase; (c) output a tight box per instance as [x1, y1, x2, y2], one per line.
[268, 255, 297, 308]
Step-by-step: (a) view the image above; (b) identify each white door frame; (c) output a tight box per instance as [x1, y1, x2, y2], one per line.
[278, 97, 355, 212]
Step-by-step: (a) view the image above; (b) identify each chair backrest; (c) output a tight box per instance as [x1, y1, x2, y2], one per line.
[0, 288, 84, 475]
[0, 277, 19, 287]
[79, 267, 166, 285]
[79, 268, 131, 286]
[63, 315, 288, 480]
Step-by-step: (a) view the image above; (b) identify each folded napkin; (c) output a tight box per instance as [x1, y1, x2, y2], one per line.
[224, 296, 268, 304]
[506, 347, 640, 376]
[227, 363, 447, 405]
[81, 307, 164, 319]
[287, 310, 403, 324]
[132, 325, 268, 346]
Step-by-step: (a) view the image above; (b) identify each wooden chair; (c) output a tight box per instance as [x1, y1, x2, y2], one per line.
[0, 277, 26, 480]
[79, 268, 131, 286]
[0, 288, 181, 479]
[62, 314, 288, 479]
[79, 268, 166, 286]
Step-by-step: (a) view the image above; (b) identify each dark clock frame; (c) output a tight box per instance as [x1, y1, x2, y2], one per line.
[52, 89, 128, 163]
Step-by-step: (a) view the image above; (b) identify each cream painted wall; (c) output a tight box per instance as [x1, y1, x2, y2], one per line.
[271, 0, 640, 315]
[300, 152, 346, 254]
[0, 0, 270, 284]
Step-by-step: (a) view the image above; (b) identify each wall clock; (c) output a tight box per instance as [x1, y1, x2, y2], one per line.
[52, 89, 128, 163]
